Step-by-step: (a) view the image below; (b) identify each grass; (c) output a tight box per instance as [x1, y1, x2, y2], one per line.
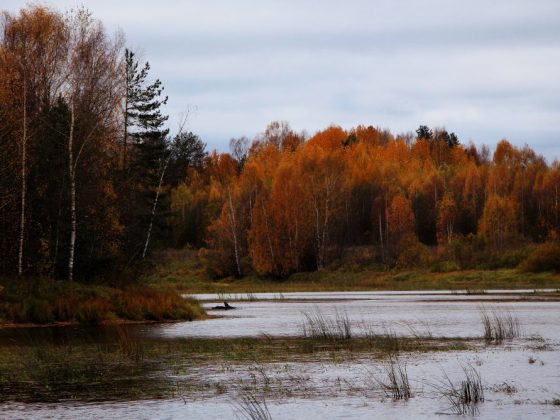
[0, 328, 474, 403]
[143, 249, 560, 294]
[301, 309, 352, 342]
[234, 393, 272, 420]
[0, 277, 205, 325]
[431, 365, 485, 415]
[479, 306, 522, 342]
[375, 355, 411, 400]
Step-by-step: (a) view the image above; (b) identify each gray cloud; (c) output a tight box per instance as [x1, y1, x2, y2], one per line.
[5, 0, 560, 160]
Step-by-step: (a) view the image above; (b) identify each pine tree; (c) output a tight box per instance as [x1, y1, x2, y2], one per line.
[123, 49, 169, 170]
[122, 49, 170, 261]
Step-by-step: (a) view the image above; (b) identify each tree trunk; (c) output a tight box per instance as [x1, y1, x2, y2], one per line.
[68, 102, 76, 281]
[123, 89, 128, 170]
[226, 187, 241, 277]
[17, 82, 27, 277]
[260, 198, 275, 272]
[142, 155, 170, 259]
[378, 211, 385, 263]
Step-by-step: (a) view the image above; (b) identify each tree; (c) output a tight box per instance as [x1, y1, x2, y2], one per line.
[300, 129, 347, 269]
[121, 48, 170, 263]
[437, 191, 457, 245]
[64, 8, 122, 280]
[0, 6, 68, 276]
[479, 194, 517, 251]
[167, 131, 207, 187]
[387, 194, 415, 245]
[122, 48, 168, 170]
[204, 152, 250, 278]
[229, 136, 249, 173]
[416, 125, 432, 140]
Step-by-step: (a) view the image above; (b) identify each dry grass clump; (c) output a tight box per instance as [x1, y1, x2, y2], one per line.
[301, 309, 351, 341]
[479, 306, 521, 342]
[431, 365, 485, 415]
[375, 356, 411, 400]
[234, 393, 272, 420]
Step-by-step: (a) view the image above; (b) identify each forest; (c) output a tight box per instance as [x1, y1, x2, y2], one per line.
[1, 5, 560, 292]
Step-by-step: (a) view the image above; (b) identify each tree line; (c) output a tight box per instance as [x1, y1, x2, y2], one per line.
[185, 122, 559, 278]
[0, 6, 206, 281]
[2, 5, 559, 283]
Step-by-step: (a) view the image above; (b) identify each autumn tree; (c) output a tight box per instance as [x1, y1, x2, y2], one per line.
[0, 6, 68, 276]
[387, 194, 415, 244]
[437, 191, 457, 245]
[205, 153, 248, 277]
[479, 194, 517, 251]
[0, 5, 126, 280]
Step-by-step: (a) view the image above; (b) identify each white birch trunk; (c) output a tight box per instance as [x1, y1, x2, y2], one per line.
[142, 156, 170, 259]
[68, 101, 76, 281]
[17, 83, 27, 277]
[227, 187, 241, 277]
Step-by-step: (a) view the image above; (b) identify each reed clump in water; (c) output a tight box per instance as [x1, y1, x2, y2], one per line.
[375, 355, 411, 400]
[301, 309, 352, 342]
[479, 306, 522, 342]
[234, 393, 272, 420]
[431, 365, 485, 415]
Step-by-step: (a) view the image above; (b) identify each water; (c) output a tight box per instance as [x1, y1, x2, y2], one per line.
[1, 290, 559, 419]
[149, 290, 560, 341]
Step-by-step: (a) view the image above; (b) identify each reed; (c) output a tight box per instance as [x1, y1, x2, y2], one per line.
[375, 356, 411, 400]
[234, 393, 272, 420]
[479, 306, 521, 342]
[431, 365, 484, 415]
[301, 308, 352, 342]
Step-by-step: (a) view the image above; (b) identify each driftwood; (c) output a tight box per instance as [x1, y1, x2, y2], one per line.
[211, 301, 236, 310]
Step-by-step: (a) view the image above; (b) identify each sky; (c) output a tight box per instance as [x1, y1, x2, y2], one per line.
[5, 0, 560, 161]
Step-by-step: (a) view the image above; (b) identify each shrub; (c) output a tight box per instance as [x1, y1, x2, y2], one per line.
[24, 297, 54, 324]
[0, 277, 204, 325]
[518, 242, 560, 273]
[395, 234, 433, 268]
[113, 288, 203, 321]
[431, 260, 459, 273]
[75, 298, 111, 324]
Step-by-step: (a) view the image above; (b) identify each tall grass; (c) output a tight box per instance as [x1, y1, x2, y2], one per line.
[431, 365, 484, 415]
[0, 277, 204, 325]
[479, 306, 521, 342]
[375, 356, 411, 400]
[234, 393, 272, 420]
[301, 308, 351, 341]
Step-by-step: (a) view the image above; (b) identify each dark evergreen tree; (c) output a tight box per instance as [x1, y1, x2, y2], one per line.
[123, 48, 169, 169]
[168, 131, 207, 187]
[448, 132, 459, 148]
[416, 125, 433, 140]
[121, 49, 171, 263]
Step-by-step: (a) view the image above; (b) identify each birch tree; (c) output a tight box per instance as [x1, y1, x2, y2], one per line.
[64, 8, 122, 280]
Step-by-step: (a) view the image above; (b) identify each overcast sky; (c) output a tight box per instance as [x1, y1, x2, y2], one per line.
[5, 1, 560, 160]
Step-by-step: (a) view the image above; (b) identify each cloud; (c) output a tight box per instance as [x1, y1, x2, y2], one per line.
[4, 0, 560, 160]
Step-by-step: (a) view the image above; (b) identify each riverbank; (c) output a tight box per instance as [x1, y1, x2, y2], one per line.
[143, 249, 560, 294]
[0, 277, 205, 327]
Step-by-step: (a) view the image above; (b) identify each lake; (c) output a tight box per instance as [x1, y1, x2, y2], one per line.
[1, 290, 559, 419]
